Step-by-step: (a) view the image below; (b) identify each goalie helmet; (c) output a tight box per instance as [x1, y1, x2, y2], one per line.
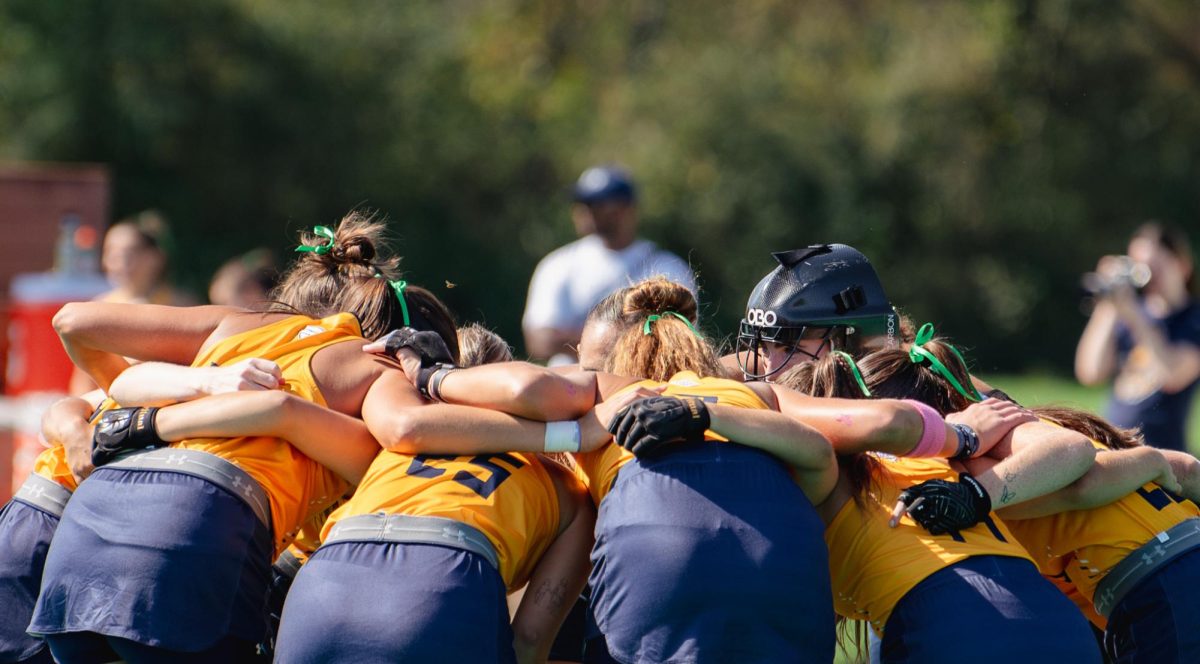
[737, 244, 897, 379]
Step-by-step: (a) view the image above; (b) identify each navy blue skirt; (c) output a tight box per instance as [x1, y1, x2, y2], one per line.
[879, 555, 1101, 663]
[1105, 547, 1200, 663]
[589, 441, 833, 664]
[0, 498, 60, 663]
[28, 467, 272, 652]
[273, 540, 515, 664]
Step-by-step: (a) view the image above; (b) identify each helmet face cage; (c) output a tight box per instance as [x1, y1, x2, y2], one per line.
[736, 321, 841, 380]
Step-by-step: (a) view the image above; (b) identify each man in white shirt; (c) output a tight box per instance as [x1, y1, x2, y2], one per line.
[522, 166, 696, 363]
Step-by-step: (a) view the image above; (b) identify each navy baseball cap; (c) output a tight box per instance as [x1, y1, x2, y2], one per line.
[573, 166, 636, 204]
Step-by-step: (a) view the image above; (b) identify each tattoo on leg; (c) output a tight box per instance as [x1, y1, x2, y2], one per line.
[532, 578, 570, 611]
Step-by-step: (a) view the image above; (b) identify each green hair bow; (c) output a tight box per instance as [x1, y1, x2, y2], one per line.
[908, 323, 983, 402]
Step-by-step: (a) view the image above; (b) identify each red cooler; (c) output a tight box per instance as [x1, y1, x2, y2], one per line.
[5, 272, 109, 497]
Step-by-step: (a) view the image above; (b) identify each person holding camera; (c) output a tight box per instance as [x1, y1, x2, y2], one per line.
[1075, 222, 1200, 453]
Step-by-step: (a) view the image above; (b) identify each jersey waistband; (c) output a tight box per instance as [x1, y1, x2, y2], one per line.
[106, 447, 272, 532]
[14, 473, 73, 517]
[324, 513, 500, 571]
[1094, 517, 1200, 617]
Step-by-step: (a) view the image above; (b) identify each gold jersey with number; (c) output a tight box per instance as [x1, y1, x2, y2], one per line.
[1001, 440, 1200, 627]
[825, 455, 1034, 636]
[322, 450, 561, 592]
[170, 313, 362, 556]
[572, 370, 770, 505]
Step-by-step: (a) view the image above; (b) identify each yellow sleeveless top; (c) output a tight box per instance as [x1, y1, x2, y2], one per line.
[573, 371, 770, 505]
[1001, 440, 1200, 627]
[173, 313, 362, 556]
[33, 445, 78, 492]
[323, 451, 561, 592]
[825, 455, 1034, 636]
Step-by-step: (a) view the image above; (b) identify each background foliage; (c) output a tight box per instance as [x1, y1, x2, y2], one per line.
[2, 0, 1197, 369]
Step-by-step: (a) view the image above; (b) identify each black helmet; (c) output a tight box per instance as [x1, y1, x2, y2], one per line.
[737, 244, 897, 379]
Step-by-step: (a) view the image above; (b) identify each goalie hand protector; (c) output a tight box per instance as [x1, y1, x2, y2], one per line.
[92, 406, 166, 467]
[895, 472, 991, 535]
[608, 396, 711, 458]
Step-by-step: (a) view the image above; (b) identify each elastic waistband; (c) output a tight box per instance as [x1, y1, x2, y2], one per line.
[1094, 518, 1200, 617]
[106, 448, 272, 531]
[14, 473, 73, 517]
[324, 513, 500, 571]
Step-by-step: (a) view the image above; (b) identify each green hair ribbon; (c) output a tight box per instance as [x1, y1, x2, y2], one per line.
[389, 279, 412, 327]
[294, 225, 335, 255]
[908, 323, 983, 402]
[832, 350, 872, 397]
[642, 311, 700, 337]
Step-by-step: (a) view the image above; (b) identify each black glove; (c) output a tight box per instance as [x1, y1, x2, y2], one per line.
[92, 407, 167, 467]
[895, 472, 991, 535]
[608, 396, 711, 457]
[379, 327, 454, 366]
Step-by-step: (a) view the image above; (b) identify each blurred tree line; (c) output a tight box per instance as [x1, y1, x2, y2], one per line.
[1, 0, 1197, 371]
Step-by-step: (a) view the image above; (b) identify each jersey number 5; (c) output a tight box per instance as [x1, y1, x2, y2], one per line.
[406, 454, 527, 499]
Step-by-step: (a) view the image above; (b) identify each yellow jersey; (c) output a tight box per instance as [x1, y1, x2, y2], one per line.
[573, 371, 770, 505]
[1001, 441, 1200, 627]
[174, 313, 363, 556]
[825, 455, 1034, 636]
[32, 445, 78, 492]
[323, 450, 561, 592]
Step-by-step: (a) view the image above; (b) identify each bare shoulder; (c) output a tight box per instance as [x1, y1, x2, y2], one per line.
[310, 340, 400, 415]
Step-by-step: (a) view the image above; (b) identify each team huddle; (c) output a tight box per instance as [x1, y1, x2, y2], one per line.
[3, 213, 1200, 664]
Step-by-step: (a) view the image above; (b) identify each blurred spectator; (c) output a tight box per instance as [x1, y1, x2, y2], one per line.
[1075, 222, 1200, 452]
[69, 211, 195, 394]
[208, 248, 279, 308]
[97, 211, 195, 306]
[522, 166, 695, 364]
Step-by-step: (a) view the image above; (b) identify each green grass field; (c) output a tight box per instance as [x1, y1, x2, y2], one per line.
[831, 373, 1199, 663]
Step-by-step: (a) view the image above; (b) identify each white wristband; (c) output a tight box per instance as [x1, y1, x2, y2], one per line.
[544, 421, 581, 453]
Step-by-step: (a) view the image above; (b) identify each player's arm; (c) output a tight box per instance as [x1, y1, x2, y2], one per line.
[767, 385, 1032, 459]
[53, 302, 238, 389]
[152, 390, 379, 484]
[958, 420, 1097, 512]
[430, 364, 600, 421]
[107, 358, 284, 407]
[362, 336, 604, 422]
[512, 459, 595, 664]
[703, 403, 838, 503]
[995, 446, 1180, 519]
[41, 390, 106, 483]
[1160, 449, 1200, 503]
[362, 370, 649, 456]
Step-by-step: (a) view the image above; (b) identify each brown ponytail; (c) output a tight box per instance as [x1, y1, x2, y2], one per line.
[270, 211, 459, 360]
[602, 277, 723, 382]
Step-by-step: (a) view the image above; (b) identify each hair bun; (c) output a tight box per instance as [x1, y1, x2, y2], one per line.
[331, 234, 376, 265]
[622, 277, 697, 319]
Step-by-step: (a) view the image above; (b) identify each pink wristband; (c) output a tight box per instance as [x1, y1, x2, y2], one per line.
[902, 399, 946, 457]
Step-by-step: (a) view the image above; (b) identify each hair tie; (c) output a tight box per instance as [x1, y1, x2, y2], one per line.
[642, 311, 700, 337]
[907, 323, 983, 402]
[831, 351, 872, 397]
[294, 225, 335, 255]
